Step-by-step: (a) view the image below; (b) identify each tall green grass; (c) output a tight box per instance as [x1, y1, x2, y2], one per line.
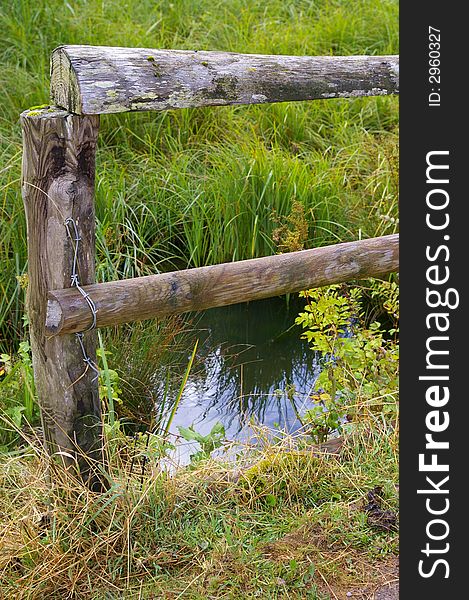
[0, 0, 399, 351]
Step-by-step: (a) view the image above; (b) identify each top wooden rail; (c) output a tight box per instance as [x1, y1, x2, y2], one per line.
[50, 45, 399, 115]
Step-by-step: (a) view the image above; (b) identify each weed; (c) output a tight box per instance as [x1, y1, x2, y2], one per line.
[0, 340, 38, 449]
[295, 281, 399, 442]
[178, 421, 226, 464]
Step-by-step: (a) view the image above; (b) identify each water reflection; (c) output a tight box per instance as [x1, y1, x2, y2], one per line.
[160, 297, 321, 448]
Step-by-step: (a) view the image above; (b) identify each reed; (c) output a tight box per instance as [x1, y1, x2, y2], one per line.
[0, 0, 398, 352]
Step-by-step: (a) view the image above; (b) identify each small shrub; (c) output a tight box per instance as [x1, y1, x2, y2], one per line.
[295, 280, 399, 442]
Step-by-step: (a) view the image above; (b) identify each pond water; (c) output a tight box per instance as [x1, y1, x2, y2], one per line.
[161, 296, 321, 462]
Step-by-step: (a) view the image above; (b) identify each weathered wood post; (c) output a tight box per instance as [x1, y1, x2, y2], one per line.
[50, 46, 399, 114]
[21, 107, 105, 490]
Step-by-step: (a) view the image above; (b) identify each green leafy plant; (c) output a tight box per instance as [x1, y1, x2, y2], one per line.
[177, 421, 226, 464]
[295, 281, 399, 442]
[97, 332, 123, 431]
[129, 430, 176, 471]
[369, 279, 399, 335]
[0, 341, 38, 449]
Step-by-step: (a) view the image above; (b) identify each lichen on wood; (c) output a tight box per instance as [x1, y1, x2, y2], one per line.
[50, 45, 399, 115]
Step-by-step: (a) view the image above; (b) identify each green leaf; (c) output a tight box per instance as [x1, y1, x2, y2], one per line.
[209, 422, 225, 437]
[177, 425, 203, 444]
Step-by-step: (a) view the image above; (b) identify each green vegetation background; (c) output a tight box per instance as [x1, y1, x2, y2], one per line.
[0, 0, 398, 353]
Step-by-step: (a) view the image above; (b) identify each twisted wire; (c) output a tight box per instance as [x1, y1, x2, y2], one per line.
[64, 217, 99, 382]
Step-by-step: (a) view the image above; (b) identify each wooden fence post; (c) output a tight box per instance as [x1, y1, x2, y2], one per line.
[21, 107, 105, 490]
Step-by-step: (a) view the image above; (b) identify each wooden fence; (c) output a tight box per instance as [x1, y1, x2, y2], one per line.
[21, 45, 399, 488]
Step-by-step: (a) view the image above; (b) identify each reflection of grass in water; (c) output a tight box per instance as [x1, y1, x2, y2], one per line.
[159, 299, 322, 435]
[87, 303, 305, 434]
[194, 299, 321, 430]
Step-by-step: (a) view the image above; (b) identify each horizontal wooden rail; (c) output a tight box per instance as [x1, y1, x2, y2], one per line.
[50, 45, 399, 115]
[46, 234, 399, 335]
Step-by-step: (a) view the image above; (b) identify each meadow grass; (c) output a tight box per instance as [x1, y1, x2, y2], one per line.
[0, 0, 398, 352]
[0, 406, 398, 599]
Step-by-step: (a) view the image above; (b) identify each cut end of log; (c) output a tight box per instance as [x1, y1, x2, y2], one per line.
[21, 106, 70, 120]
[50, 46, 83, 114]
[45, 297, 64, 336]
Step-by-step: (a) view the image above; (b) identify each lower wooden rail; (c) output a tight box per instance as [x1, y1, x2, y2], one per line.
[46, 234, 399, 336]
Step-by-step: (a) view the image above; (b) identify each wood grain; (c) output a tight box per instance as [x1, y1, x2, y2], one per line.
[50, 45, 399, 115]
[21, 107, 105, 489]
[46, 234, 399, 335]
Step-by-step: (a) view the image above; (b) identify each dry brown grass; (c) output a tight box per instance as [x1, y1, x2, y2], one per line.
[0, 414, 398, 599]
